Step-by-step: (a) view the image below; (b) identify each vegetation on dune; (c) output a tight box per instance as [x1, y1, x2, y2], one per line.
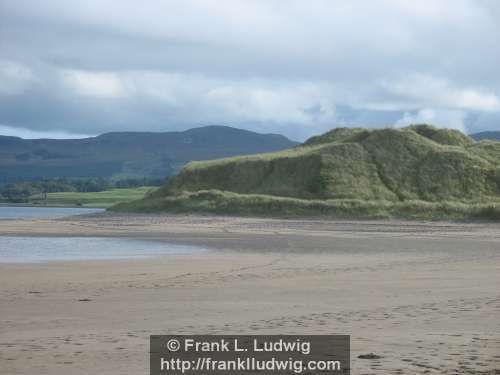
[111, 189, 500, 221]
[112, 125, 500, 220]
[408, 124, 474, 146]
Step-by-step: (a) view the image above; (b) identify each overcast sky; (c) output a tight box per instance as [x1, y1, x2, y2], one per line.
[1, 0, 499, 140]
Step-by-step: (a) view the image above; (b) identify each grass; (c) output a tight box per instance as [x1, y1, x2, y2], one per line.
[110, 189, 500, 221]
[158, 125, 500, 202]
[30, 186, 157, 208]
[113, 125, 500, 221]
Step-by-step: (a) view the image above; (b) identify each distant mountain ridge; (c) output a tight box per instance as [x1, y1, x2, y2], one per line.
[470, 131, 500, 141]
[0, 125, 298, 184]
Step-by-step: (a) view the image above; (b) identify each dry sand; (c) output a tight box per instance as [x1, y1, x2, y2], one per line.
[1, 213, 499, 374]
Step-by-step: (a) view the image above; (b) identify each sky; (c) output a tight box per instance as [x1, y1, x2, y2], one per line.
[1, 0, 499, 141]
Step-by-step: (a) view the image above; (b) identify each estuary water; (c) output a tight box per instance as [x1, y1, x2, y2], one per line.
[0, 236, 206, 263]
[0, 206, 105, 219]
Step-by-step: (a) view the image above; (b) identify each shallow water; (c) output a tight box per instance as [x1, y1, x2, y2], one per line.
[0, 206, 104, 219]
[0, 236, 206, 263]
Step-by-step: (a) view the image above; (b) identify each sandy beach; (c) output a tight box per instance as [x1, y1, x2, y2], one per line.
[1, 213, 499, 374]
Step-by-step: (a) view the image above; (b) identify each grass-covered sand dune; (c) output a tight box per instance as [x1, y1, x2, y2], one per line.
[111, 125, 500, 220]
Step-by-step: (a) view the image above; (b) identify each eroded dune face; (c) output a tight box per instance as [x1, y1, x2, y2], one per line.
[115, 125, 500, 220]
[169, 125, 499, 201]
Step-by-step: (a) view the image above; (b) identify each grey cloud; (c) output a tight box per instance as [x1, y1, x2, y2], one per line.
[0, 0, 499, 140]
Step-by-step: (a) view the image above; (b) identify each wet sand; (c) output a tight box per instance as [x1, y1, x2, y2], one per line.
[1, 213, 499, 374]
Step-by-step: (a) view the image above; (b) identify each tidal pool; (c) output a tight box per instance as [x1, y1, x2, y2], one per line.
[0, 236, 206, 263]
[0, 206, 105, 219]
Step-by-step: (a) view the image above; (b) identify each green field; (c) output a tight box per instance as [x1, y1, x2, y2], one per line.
[31, 186, 157, 208]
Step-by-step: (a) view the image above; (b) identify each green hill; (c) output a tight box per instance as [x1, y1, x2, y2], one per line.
[0, 126, 297, 184]
[112, 125, 500, 220]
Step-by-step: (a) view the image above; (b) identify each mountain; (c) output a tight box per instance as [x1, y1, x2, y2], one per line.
[470, 131, 500, 141]
[113, 125, 500, 220]
[0, 126, 297, 184]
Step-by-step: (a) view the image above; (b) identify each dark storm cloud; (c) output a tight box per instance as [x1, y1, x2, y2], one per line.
[1, 0, 499, 140]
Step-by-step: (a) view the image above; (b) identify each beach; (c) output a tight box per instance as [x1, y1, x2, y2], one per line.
[1, 213, 499, 374]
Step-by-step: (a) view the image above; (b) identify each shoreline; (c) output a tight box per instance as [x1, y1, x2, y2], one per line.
[0, 203, 104, 208]
[0, 212, 500, 237]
